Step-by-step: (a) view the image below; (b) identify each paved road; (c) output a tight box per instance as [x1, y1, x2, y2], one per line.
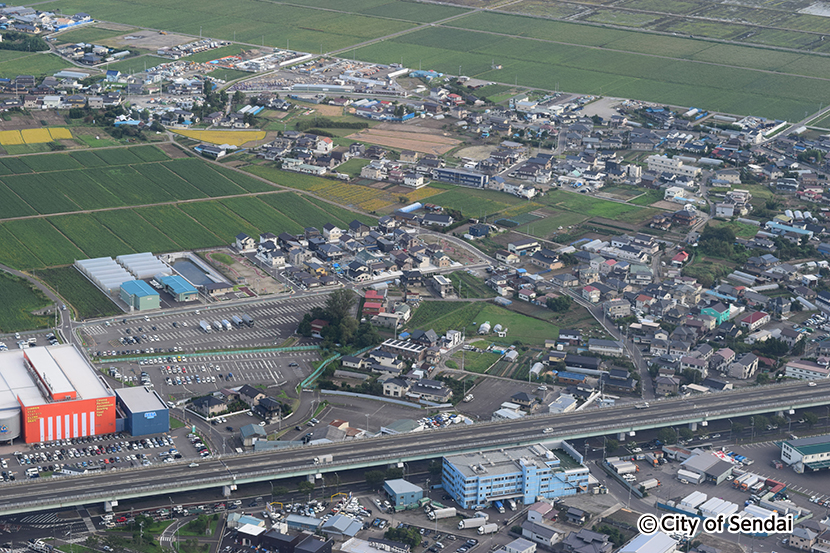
[0, 379, 826, 515]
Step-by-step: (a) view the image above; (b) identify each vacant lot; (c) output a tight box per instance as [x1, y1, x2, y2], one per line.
[0, 271, 53, 332]
[346, 128, 461, 155]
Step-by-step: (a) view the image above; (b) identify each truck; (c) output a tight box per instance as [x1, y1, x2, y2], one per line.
[507, 499, 517, 511]
[494, 500, 505, 514]
[314, 454, 333, 464]
[231, 315, 244, 328]
[477, 523, 498, 535]
[221, 319, 233, 331]
[428, 507, 457, 521]
[212, 321, 223, 331]
[640, 478, 661, 491]
[241, 313, 254, 327]
[199, 320, 211, 333]
[458, 517, 488, 530]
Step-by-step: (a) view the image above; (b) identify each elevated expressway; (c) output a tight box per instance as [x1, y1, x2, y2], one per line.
[3, 380, 828, 515]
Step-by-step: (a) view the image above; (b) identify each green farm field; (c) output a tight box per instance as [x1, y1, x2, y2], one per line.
[0, 271, 52, 332]
[0, 51, 72, 78]
[351, 13, 830, 120]
[44, 0, 420, 53]
[408, 300, 559, 345]
[36, 267, 121, 320]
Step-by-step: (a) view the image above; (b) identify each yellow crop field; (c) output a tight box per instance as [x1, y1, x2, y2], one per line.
[174, 129, 266, 146]
[404, 187, 442, 202]
[21, 128, 53, 144]
[48, 128, 73, 140]
[0, 130, 24, 145]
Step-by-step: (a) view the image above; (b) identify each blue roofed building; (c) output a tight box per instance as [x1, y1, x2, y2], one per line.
[105, 70, 121, 82]
[441, 443, 588, 509]
[158, 274, 198, 302]
[383, 479, 423, 507]
[120, 279, 160, 311]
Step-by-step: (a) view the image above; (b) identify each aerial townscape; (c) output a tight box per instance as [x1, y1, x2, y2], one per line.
[0, 1, 830, 553]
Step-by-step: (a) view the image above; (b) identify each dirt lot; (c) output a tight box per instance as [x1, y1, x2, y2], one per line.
[109, 31, 193, 50]
[303, 104, 343, 117]
[157, 141, 190, 158]
[455, 145, 494, 160]
[347, 128, 460, 155]
[202, 248, 288, 296]
[0, 112, 39, 130]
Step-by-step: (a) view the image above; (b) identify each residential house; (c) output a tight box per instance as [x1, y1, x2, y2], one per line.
[728, 353, 758, 380]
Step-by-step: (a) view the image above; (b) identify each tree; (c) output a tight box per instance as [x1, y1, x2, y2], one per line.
[605, 439, 619, 453]
[771, 415, 787, 428]
[679, 427, 694, 441]
[657, 428, 677, 444]
[546, 296, 572, 312]
[298, 480, 315, 495]
[751, 415, 769, 430]
[272, 485, 289, 497]
[731, 422, 744, 435]
[428, 460, 443, 476]
[325, 288, 357, 325]
[233, 90, 245, 105]
[385, 467, 404, 480]
[384, 527, 421, 549]
[804, 412, 819, 427]
[756, 372, 771, 385]
[364, 469, 385, 490]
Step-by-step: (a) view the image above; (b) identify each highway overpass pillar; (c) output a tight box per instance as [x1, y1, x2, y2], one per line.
[618, 432, 626, 441]
[105, 500, 117, 512]
[688, 422, 697, 431]
[222, 484, 236, 497]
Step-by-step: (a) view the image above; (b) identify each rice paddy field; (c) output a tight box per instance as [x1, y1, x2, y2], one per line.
[352, 15, 829, 121]
[0, 144, 383, 269]
[0, 128, 72, 145]
[44, 0, 435, 53]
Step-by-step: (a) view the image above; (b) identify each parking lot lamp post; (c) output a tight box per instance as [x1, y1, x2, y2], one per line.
[365, 414, 369, 435]
[425, 478, 430, 499]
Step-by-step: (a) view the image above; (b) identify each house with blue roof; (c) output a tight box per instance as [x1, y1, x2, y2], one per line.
[105, 70, 121, 82]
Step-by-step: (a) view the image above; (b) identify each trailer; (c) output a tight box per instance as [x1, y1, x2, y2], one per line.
[677, 469, 704, 485]
[478, 523, 498, 535]
[427, 507, 457, 521]
[222, 319, 233, 331]
[199, 320, 212, 333]
[241, 313, 254, 327]
[231, 315, 244, 328]
[494, 500, 505, 514]
[640, 478, 661, 491]
[313, 454, 333, 464]
[458, 517, 488, 530]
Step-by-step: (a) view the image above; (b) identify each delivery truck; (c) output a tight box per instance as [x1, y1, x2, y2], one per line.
[458, 518, 488, 530]
[477, 523, 498, 535]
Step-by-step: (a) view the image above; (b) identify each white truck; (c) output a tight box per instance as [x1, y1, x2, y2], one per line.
[640, 478, 661, 491]
[212, 320, 223, 331]
[199, 320, 211, 333]
[458, 517, 488, 530]
[507, 499, 517, 511]
[428, 507, 457, 521]
[477, 523, 498, 535]
[314, 454, 333, 464]
[222, 319, 233, 331]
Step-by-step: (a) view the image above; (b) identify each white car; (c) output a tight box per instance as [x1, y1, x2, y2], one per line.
[808, 381, 817, 386]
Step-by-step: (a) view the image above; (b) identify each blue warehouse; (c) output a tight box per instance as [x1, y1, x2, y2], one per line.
[441, 443, 589, 509]
[115, 387, 169, 436]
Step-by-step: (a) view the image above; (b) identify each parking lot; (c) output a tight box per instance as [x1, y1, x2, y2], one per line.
[456, 378, 558, 421]
[81, 296, 327, 356]
[0, 431, 180, 483]
[81, 295, 328, 401]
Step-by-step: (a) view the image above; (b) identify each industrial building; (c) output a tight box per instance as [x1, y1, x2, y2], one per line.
[382, 479, 423, 507]
[442, 443, 588, 509]
[75, 257, 133, 296]
[114, 386, 169, 437]
[781, 434, 830, 473]
[120, 280, 161, 311]
[158, 274, 199, 302]
[116, 252, 170, 279]
[0, 345, 116, 443]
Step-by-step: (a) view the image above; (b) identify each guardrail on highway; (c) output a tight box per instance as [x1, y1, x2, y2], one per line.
[93, 345, 320, 364]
